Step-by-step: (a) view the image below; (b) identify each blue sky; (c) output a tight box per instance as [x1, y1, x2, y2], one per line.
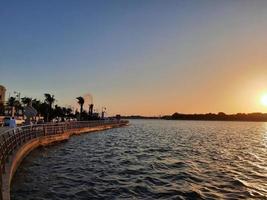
[1, 0, 267, 115]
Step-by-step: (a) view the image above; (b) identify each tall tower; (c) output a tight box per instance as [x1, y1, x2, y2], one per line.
[0, 85, 6, 115]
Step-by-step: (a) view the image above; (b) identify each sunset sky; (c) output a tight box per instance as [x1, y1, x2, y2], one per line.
[1, 0, 267, 116]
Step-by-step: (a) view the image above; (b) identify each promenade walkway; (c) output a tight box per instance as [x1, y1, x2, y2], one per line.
[0, 128, 9, 134]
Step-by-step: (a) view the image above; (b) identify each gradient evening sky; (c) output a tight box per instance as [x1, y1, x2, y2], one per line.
[1, 0, 267, 116]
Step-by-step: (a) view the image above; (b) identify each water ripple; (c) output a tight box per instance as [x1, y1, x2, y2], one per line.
[11, 120, 267, 199]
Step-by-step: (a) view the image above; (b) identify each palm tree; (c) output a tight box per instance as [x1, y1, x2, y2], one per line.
[8, 96, 23, 116]
[76, 96, 84, 120]
[62, 107, 67, 116]
[32, 99, 41, 111]
[40, 102, 49, 122]
[66, 107, 73, 119]
[32, 99, 42, 118]
[7, 97, 16, 107]
[7, 97, 16, 116]
[54, 105, 64, 121]
[21, 97, 32, 106]
[14, 100, 22, 117]
[44, 93, 55, 121]
[44, 94, 55, 108]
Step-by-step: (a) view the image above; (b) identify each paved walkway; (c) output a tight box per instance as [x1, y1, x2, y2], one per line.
[0, 127, 10, 134]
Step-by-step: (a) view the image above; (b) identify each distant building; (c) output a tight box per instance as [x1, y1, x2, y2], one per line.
[0, 85, 6, 115]
[0, 85, 6, 104]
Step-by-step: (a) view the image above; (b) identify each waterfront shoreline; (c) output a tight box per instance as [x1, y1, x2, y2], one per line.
[0, 121, 128, 200]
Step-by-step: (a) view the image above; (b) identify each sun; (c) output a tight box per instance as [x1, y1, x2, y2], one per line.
[261, 94, 267, 106]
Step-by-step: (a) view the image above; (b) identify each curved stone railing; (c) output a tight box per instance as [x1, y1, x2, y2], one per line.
[0, 120, 128, 200]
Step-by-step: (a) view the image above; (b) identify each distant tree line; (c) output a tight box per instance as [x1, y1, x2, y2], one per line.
[162, 112, 267, 122]
[121, 115, 160, 119]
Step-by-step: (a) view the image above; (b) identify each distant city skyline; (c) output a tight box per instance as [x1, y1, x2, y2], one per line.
[1, 0, 267, 115]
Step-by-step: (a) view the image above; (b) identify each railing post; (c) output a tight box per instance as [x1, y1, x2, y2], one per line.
[35, 126, 38, 138]
[43, 125, 47, 136]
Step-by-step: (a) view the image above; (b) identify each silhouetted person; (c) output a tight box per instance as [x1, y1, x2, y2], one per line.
[9, 117, 17, 128]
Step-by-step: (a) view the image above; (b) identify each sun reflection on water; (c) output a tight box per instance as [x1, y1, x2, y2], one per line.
[262, 122, 267, 149]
